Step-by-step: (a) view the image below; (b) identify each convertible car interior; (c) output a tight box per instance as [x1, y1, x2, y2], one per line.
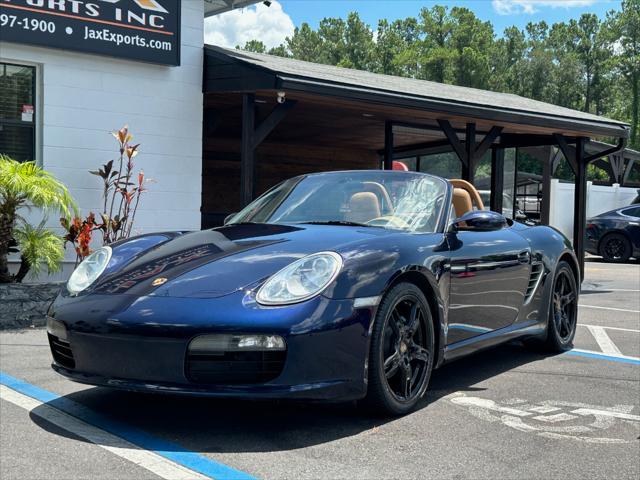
[345, 178, 485, 227]
[450, 179, 484, 217]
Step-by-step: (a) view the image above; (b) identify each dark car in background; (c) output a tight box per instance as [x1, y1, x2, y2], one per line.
[586, 205, 640, 262]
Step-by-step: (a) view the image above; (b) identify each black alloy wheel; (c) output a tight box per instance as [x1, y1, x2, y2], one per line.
[544, 261, 578, 352]
[365, 283, 434, 415]
[600, 233, 632, 263]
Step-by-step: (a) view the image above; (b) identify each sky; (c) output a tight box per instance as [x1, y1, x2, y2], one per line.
[204, 0, 623, 50]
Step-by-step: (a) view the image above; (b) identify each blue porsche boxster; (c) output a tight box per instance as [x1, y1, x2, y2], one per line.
[47, 171, 580, 415]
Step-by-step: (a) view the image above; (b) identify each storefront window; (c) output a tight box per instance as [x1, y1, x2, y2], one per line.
[0, 63, 36, 162]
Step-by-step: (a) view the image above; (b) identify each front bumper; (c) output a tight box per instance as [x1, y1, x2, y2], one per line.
[51, 363, 354, 400]
[47, 291, 375, 401]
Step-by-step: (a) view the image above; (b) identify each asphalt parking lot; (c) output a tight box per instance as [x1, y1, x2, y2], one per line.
[1, 259, 639, 480]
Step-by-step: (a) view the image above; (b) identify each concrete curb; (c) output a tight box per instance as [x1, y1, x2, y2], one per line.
[0, 282, 63, 330]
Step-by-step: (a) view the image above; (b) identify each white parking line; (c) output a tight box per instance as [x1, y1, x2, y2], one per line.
[572, 408, 640, 422]
[579, 324, 640, 333]
[585, 325, 623, 355]
[582, 288, 640, 292]
[579, 304, 640, 314]
[0, 385, 210, 480]
[450, 396, 533, 417]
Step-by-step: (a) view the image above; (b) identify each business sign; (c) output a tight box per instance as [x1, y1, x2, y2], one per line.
[0, 0, 180, 66]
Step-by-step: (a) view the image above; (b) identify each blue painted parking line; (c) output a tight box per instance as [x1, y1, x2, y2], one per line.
[564, 350, 640, 365]
[0, 372, 257, 480]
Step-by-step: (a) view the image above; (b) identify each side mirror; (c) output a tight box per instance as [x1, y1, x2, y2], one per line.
[223, 213, 236, 225]
[451, 210, 507, 232]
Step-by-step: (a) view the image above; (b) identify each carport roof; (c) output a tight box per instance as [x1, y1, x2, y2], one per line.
[204, 45, 630, 140]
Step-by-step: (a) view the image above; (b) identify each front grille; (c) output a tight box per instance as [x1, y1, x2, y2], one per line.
[524, 262, 544, 304]
[48, 333, 75, 369]
[186, 350, 286, 385]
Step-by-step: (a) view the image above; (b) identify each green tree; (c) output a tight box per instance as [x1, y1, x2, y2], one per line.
[449, 7, 494, 89]
[569, 14, 612, 113]
[242, 3, 635, 153]
[418, 6, 455, 83]
[0, 156, 76, 283]
[317, 17, 347, 65]
[268, 44, 290, 57]
[615, 0, 640, 148]
[340, 13, 375, 70]
[287, 23, 323, 62]
[547, 22, 583, 109]
[491, 26, 527, 94]
[239, 40, 267, 53]
[522, 22, 554, 101]
[374, 19, 419, 75]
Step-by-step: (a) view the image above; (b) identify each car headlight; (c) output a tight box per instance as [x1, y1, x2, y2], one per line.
[67, 246, 112, 295]
[256, 252, 343, 305]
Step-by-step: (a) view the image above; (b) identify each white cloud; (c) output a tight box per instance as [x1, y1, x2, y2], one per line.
[204, 1, 294, 49]
[492, 0, 598, 15]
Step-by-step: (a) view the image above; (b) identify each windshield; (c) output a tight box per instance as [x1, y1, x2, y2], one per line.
[229, 171, 448, 233]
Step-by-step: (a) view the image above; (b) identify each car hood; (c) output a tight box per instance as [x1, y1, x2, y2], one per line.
[90, 223, 396, 298]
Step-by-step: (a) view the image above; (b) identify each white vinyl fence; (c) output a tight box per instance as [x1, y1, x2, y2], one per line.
[548, 180, 638, 241]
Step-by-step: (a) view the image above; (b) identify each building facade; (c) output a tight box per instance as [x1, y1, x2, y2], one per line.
[1, 1, 261, 279]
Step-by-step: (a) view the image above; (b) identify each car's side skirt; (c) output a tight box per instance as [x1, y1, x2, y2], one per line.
[441, 319, 546, 364]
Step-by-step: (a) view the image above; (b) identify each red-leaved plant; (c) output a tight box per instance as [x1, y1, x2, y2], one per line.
[61, 126, 151, 264]
[61, 213, 96, 265]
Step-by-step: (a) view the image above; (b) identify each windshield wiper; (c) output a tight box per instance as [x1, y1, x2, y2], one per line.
[303, 220, 372, 228]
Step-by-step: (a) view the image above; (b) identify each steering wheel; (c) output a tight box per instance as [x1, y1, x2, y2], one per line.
[366, 215, 412, 229]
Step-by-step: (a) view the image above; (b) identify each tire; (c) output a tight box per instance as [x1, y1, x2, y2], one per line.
[599, 232, 632, 263]
[542, 261, 578, 352]
[364, 283, 435, 416]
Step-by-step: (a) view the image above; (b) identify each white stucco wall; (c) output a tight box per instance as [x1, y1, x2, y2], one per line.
[1, 1, 204, 280]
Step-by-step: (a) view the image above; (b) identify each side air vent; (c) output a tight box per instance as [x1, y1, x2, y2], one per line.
[524, 262, 544, 304]
[48, 333, 76, 369]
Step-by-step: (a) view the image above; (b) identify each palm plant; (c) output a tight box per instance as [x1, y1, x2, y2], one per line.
[0, 155, 77, 283]
[12, 221, 65, 283]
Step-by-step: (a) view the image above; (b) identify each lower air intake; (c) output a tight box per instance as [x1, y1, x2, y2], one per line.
[48, 333, 76, 369]
[186, 350, 286, 385]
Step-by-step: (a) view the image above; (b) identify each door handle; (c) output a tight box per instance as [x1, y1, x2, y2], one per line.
[518, 251, 531, 264]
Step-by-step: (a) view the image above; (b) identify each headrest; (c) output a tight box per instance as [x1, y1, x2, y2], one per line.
[347, 192, 381, 223]
[453, 188, 473, 218]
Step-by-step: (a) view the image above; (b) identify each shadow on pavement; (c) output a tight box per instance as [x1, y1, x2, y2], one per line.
[30, 343, 550, 453]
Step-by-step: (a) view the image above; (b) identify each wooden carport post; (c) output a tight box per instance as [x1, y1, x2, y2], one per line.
[240, 94, 256, 207]
[240, 93, 296, 206]
[554, 134, 587, 279]
[554, 135, 627, 279]
[574, 138, 588, 281]
[383, 121, 394, 170]
[490, 146, 504, 213]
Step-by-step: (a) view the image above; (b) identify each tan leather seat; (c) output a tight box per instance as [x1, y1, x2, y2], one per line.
[450, 179, 484, 217]
[347, 192, 381, 224]
[453, 188, 473, 217]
